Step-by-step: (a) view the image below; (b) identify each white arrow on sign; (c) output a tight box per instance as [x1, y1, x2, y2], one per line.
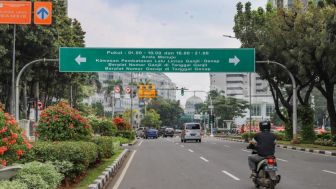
[229, 56, 240, 66]
[75, 55, 87, 65]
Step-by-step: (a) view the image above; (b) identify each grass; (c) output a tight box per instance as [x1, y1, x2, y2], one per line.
[277, 141, 336, 151]
[74, 149, 123, 189]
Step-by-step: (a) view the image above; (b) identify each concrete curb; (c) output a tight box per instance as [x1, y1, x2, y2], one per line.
[88, 149, 130, 189]
[214, 137, 336, 157]
[120, 139, 137, 147]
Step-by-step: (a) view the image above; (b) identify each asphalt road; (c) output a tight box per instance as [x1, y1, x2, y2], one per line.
[109, 136, 336, 189]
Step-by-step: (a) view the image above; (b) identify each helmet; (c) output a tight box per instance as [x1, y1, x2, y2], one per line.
[259, 120, 271, 132]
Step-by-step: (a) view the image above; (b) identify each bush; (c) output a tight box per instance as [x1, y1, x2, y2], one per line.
[14, 161, 63, 189]
[116, 130, 135, 140]
[316, 133, 332, 140]
[0, 180, 27, 189]
[113, 117, 132, 130]
[241, 132, 256, 141]
[274, 132, 286, 141]
[112, 137, 130, 144]
[47, 160, 74, 180]
[91, 136, 114, 159]
[89, 116, 117, 136]
[29, 141, 98, 181]
[37, 102, 92, 141]
[0, 108, 32, 167]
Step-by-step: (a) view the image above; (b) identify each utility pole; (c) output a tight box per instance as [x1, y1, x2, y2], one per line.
[130, 73, 134, 128]
[209, 95, 214, 137]
[11, 24, 16, 115]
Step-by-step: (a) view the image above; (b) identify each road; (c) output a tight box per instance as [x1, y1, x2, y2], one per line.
[109, 137, 336, 189]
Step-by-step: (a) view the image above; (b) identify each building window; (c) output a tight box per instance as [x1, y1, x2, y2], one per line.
[251, 104, 261, 116]
[266, 104, 275, 116]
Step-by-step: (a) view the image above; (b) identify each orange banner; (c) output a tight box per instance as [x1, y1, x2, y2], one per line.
[0, 1, 32, 24]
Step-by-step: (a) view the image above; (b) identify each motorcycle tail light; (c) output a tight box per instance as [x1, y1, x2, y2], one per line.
[267, 158, 276, 165]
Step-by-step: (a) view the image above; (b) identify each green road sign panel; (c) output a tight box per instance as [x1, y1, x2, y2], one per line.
[59, 48, 255, 73]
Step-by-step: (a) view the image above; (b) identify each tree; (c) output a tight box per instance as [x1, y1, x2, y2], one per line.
[146, 97, 184, 127]
[0, 0, 98, 117]
[141, 109, 161, 128]
[233, 1, 329, 139]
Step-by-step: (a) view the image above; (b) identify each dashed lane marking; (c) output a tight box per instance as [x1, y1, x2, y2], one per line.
[188, 149, 194, 153]
[200, 156, 209, 162]
[323, 170, 336, 175]
[222, 170, 240, 181]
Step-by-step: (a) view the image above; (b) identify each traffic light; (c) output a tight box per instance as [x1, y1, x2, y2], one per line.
[181, 87, 184, 96]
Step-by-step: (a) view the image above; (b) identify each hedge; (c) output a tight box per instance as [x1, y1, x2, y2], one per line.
[116, 130, 136, 140]
[28, 141, 98, 182]
[91, 136, 115, 159]
[14, 161, 63, 189]
[0, 180, 27, 189]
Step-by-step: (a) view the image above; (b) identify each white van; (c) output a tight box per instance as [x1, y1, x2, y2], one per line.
[181, 123, 201, 143]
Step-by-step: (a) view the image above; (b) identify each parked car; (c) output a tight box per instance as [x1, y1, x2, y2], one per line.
[181, 123, 202, 143]
[145, 128, 158, 139]
[164, 127, 174, 137]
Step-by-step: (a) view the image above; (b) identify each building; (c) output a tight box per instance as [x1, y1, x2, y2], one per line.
[210, 73, 275, 125]
[184, 96, 203, 121]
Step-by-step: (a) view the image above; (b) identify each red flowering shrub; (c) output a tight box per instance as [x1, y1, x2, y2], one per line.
[113, 117, 131, 130]
[0, 108, 32, 167]
[36, 102, 92, 141]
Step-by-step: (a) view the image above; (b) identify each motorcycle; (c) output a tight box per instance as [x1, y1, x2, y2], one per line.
[247, 143, 281, 189]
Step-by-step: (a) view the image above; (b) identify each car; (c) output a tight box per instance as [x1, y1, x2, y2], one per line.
[145, 128, 158, 139]
[181, 123, 202, 143]
[158, 126, 167, 137]
[164, 127, 174, 137]
[174, 129, 182, 134]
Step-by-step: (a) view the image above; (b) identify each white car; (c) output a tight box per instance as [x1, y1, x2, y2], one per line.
[181, 123, 201, 143]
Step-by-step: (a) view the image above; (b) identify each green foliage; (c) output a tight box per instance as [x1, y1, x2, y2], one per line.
[89, 116, 117, 136]
[146, 97, 184, 127]
[47, 160, 74, 180]
[0, 180, 27, 189]
[241, 132, 257, 141]
[91, 102, 105, 117]
[37, 102, 92, 141]
[299, 106, 316, 143]
[115, 131, 136, 140]
[274, 131, 286, 141]
[0, 108, 32, 166]
[141, 109, 162, 128]
[15, 161, 63, 189]
[91, 136, 115, 159]
[112, 137, 130, 144]
[28, 141, 98, 182]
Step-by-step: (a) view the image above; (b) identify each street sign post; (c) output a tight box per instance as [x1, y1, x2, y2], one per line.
[34, 2, 52, 25]
[0, 1, 32, 24]
[59, 48, 255, 73]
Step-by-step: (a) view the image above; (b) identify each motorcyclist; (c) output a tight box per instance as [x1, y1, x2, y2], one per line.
[248, 120, 276, 177]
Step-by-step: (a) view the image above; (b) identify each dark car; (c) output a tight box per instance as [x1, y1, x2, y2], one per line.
[145, 128, 158, 139]
[158, 126, 167, 137]
[164, 127, 174, 137]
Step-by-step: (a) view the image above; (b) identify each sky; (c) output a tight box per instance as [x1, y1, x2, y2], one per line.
[67, 0, 268, 106]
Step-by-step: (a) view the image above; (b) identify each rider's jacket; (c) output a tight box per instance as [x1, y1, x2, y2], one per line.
[252, 132, 276, 157]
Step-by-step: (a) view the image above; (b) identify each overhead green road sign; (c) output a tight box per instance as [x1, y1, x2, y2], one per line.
[59, 48, 255, 73]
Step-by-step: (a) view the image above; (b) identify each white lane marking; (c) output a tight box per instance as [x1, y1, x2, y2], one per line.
[188, 149, 194, 153]
[242, 149, 251, 153]
[200, 156, 209, 162]
[138, 140, 143, 146]
[223, 145, 230, 147]
[180, 145, 184, 147]
[323, 170, 336, 175]
[113, 150, 137, 189]
[277, 158, 288, 162]
[222, 170, 240, 181]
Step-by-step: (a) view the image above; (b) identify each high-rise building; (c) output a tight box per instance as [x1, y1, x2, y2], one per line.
[210, 73, 274, 125]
